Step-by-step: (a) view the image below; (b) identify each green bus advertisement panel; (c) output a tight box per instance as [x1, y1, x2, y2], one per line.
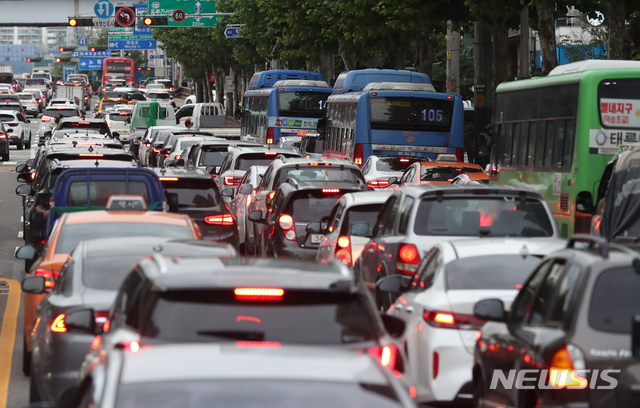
[490, 60, 640, 238]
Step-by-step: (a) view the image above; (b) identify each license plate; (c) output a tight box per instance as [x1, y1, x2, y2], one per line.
[310, 234, 323, 244]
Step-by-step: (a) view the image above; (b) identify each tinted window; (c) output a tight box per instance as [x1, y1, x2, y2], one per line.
[236, 153, 297, 171]
[117, 381, 401, 408]
[341, 204, 384, 237]
[144, 290, 378, 344]
[590, 266, 640, 334]
[56, 222, 192, 254]
[414, 197, 553, 237]
[100, 100, 120, 110]
[529, 261, 566, 326]
[510, 260, 552, 324]
[302, 136, 322, 153]
[0, 114, 15, 121]
[82, 255, 144, 290]
[376, 157, 421, 172]
[66, 180, 150, 207]
[285, 190, 345, 223]
[370, 97, 454, 132]
[278, 91, 329, 117]
[446, 255, 543, 290]
[163, 179, 222, 209]
[275, 167, 364, 186]
[147, 93, 171, 100]
[108, 113, 131, 122]
[26, 78, 45, 85]
[44, 108, 78, 117]
[199, 147, 229, 166]
[420, 166, 483, 181]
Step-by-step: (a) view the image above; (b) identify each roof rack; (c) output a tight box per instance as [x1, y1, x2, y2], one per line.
[567, 234, 610, 258]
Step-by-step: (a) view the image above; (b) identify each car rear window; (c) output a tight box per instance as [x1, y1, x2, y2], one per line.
[17, 94, 33, 101]
[109, 113, 131, 122]
[420, 165, 484, 182]
[0, 114, 15, 122]
[285, 190, 346, 223]
[589, 266, 640, 334]
[44, 108, 78, 117]
[236, 153, 298, 171]
[83, 255, 144, 290]
[144, 290, 378, 344]
[59, 122, 110, 133]
[162, 179, 223, 210]
[341, 204, 384, 237]
[375, 157, 421, 172]
[302, 136, 322, 153]
[276, 167, 364, 186]
[199, 147, 229, 166]
[101, 100, 119, 110]
[446, 255, 543, 290]
[56, 222, 193, 254]
[66, 180, 150, 207]
[414, 197, 554, 237]
[117, 381, 401, 408]
[147, 93, 171, 100]
[26, 78, 45, 85]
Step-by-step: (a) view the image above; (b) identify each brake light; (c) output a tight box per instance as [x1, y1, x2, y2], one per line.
[235, 341, 282, 348]
[304, 154, 311, 158]
[152, 147, 161, 153]
[95, 311, 109, 327]
[41, 117, 51, 122]
[145, 142, 151, 147]
[396, 243, 420, 275]
[0, 134, 5, 139]
[455, 148, 464, 162]
[234, 287, 284, 300]
[264, 151, 277, 155]
[277, 213, 297, 241]
[159, 177, 179, 181]
[268, 191, 276, 200]
[423, 309, 485, 330]
[79, 153, 104, 158]
[31, 171, 36, 180]
[107, 122, 112, 128]
[6, 122, 17, 127]
[354, 144, 363, 166]
[35, 269, 60, 290]
[204, 214, 234, 225]
[266, 127, 274, 144]
[125, 341, 140, 353]
[224, 176, 242, 186]
[548, 346, 588, 388]
[50, 314, 66, 333]
[335, 236, 352, 266]
[367, 179, 391, 189]
[322, 188, 340, 193]
[368, 345, 397, 369]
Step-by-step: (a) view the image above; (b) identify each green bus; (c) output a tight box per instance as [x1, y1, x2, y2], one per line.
[490, 60, 640, 238]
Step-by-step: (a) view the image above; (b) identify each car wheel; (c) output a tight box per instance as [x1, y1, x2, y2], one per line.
[17, 136, 24, 150]
[22, 336, 30, 376]
[29, 370, 40, 402]
[473, 374, 484, 408]
[25, 133, 31, 149]
[2, 150, 9, 161]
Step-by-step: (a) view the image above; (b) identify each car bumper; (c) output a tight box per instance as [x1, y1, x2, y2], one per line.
[271, 238, 318, 261]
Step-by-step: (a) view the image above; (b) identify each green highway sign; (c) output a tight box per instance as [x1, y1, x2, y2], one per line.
[109, 35, 153, 41]
[147, 0, 220, 27]
[108, 27, 130, 32]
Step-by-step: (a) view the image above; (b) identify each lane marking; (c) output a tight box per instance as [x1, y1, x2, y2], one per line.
[1, 162, 16, 166]
[0, 279, 21, 408]
[20, 216, 23, 223]
[17, 231, 23, 239]
[14, 247, 18, 257]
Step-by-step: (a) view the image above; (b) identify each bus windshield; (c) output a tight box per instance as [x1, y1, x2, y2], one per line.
[278, 91, 328, 117]
[369, 97, 454, 132]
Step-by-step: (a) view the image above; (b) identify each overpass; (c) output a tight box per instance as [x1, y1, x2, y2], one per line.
[0, 0, 132, 26]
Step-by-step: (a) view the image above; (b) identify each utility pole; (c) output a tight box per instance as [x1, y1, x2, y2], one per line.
[520, 1, 530, 78]
[474, 22, 494, 167]
[446, 20, 460, 94]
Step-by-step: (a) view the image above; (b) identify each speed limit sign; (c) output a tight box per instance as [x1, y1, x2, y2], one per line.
[172, 9, 186, 23]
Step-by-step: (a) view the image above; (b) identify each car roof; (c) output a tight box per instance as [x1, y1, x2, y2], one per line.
[230, 146, 299, 155]
[445, 237, 567, 259]
[281, 179, 366, 192]
[63, 210, 189, 226]
[139, 257, 353, 290]
[339, 190, 393, 206]
[51, 159, 137, 170]
[153, 168, 215, 180]
[397, 183, 544, 198]
[119, 344, 389, 384]
[418, 161, 484, 169]
[273, 156, 358, 168]
[77, 237, 234, 259]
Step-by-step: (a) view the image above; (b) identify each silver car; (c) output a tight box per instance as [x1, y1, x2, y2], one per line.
[230, 165, 268, 254]
[361, 155, 424, 189]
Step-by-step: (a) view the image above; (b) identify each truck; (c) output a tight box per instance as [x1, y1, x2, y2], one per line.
[175, 102, 241, 139]
[0, 64, 13, 74]
[54, 83, 89, 112]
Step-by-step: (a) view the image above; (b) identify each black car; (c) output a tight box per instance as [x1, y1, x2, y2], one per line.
[154, 168, 238, 247]
[249, 179, 369, 260]
[0, 121, 10, 161]
[472, 235, 640, 408]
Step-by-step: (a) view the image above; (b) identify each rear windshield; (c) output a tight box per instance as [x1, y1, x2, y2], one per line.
[144, 290, 378, 344]
[285, 190, 345, 223]
[278, 91, 329, 117]
[302, 136, 322, 153]
[100, 100, 119, 110]
[414, 197, 554, 237]
[26, 78, 45, 85]
[446, 255, 543, 290]
[376, 157, 421, 172]
[17, 94, 34, 101]
[108, 113, 131, 122]
[421, 165, 484, 182]
[236, 153, 298, 171]
[163, 179, 223, 210]
[275, 167, 364, 186]
[341, 204, 384, 237]
[83, 255, 144, 290]
[147, 93, 171, 100]
[44, 108, 78, 117]
[590, 266, 640, 334]
[66, 180, 150, 207]
[0, 104, 21, 112]
[199, 148, 229, 166]
[176, 139, 201, 151]
[0, 114, 16, 122]
[117, 381, 401, 408]
[56, 222, 192, 254]
[59, 122, 110, 133]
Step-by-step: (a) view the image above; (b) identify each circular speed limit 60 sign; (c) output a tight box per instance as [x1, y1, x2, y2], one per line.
[172, 9, 186, 23]
[115, 6, 135, 27]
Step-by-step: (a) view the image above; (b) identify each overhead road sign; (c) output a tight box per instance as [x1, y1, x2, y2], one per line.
[108, 39, 157, 50]
[133, 4, 153, 36]
[149, 54, 165, 59]
[94, 0, 114, 19]
[63, 65, 77, 81]
[115, 6, 135, 27]
[172, 9, 186, 23]
[72, 50, 111, 58]
[148, 0, 220, 27]
[78, 37, 88, 46]
[224, 25, 242, 38]
[109, 35, 153, 41]
[79, 58, 103, 70]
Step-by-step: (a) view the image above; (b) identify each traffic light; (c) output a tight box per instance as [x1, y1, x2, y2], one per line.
[143, 17, 168, 26]
[55, 57, 71, 63]
[59, 47, 76, 52]
[69, 17, 93, 27]
[26, 57, 42, 62]
[89, 46, 108, 52]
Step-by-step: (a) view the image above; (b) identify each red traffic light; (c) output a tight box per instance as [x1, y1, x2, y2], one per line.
[143, 17, 168, 26]
[90, 47, 95, 52]
[69, 17, 93, 27]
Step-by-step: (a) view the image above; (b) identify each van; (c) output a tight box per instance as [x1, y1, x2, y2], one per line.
[130, 101, 176, 132]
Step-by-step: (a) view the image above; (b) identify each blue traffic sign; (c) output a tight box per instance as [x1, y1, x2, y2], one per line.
[79, 58, 103, 70]
[78, 37, 88, 46]
[108, 40, 157, 50]
[94, 0, 114, 19]
[149, 55, 165, 59]
[224, 26, 242, 38]
[133, 4, 152, 36]
[63, 65, 77, 81]
[72, 50, 111, 58]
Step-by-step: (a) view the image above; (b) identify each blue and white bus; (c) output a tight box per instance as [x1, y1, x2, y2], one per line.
[322, 69, 465, 165]
[241, 70, 332, 144]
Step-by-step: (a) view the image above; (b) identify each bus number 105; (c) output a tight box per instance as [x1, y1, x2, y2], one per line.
[421, 109, 443, 122]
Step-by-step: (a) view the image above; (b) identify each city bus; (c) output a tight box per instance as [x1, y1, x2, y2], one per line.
[322, 69, 464, 165]
[241, 70, 331, 144]
[101, 57, 135, 86]
[490, 59, 640, 238]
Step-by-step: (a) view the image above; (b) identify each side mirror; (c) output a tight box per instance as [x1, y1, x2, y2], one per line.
[26, 158, 34, 167]
[238, 184, 253, 195]
[380, 314, 406, 338]
[6, 128, 13, 133]
[164, 159, 175, 167]
[632, 314, 640, 358]
[16, 163, 29, 173]
[248, 210, 266, 223]
[221, 187, 235, 197]
[25, 119, 31, 123]
[21, 276, 45, 294]
[388, 177, 399, 185]
[306, 221, 322, 234]
[16, 173, 33, 184]
[376, 274, 411, 294]
[44, 130, 52, 138]
[15, 245, 37, 260]
[64, 308, 96, 334]
[112, 132, 120, 139]
[166, 192, 179, 213]
[175, 158, 185, 167]
[474, 299, 507, 322]
[206, 165, 218, 175]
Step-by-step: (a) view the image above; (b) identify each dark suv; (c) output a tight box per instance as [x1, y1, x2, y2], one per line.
[472, 235, 640, 408]
[249, 179, 369, 260]
[154, 167, 238, 247]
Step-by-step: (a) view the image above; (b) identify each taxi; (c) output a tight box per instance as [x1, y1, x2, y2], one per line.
[15, 200, 200, 376]
[95, 97, 127, 115]
[394, 161, 488, 186]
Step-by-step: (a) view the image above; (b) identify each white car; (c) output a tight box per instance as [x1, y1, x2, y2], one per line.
[22, 88, 46, 111]
[0, 83, 14, 94]
[0, 110, 32, 149]
[379, 237, 566, 404]
[47, 97, 74, 107]
[316, 191, 392, 267]
[105, 111, 132, 143]
[361, 155, 423, 189]
[164, 135, 211, 165]
[38, 105, 81, 140]
[16, 92, 40, 117]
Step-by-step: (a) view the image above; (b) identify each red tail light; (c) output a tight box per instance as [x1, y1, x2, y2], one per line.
[79, 153, 104, 158]
[423, 309, 485, 330]
[50, 314, 66, 333]
[0, 134, 6, 139]
[335, 236, 352, 266]
[6, 122, 18, 127]
[455, 148, 464, 162]
[41, 117, 51, 122]
[124, 341, 140, 352]
[152, 147, 161, 153]
[396, 243, 420, 276]
[368, 345, 397, 369]
[264, 151, 277, 155]
[367, 179, 391, 189]
[204, 214, 234, 225]
[322, 188, 340, 193]
[145, 142, 151, 148]
[224, 176, 242, 186]
[354, 143, 363, 166]
[159, 177, 179, 181]
[266, 128, 274, 144]
[433, 351, 439, 379]
[236, 341, 282, 348]
[234, 287, 284, 301]
[35, 269, 60, 290]
[95, 311, 109, 327]
[278, 214, 296, 241]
